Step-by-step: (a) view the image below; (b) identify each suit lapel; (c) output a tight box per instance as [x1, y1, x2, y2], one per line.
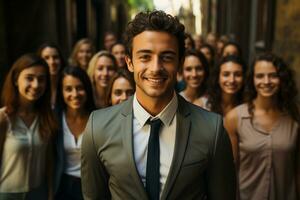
[121, 97, 148, 199]
[161, 96, 191, 199]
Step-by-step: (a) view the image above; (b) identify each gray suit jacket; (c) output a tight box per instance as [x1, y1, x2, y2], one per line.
[81, 95, 236, 200]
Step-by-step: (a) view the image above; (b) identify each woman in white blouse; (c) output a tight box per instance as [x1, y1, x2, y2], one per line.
[0, 54, 58, 199]
[55, 66, 95, 200]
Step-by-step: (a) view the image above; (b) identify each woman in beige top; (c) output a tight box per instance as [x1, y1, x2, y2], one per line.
[179, 49, 209, 107]
[224, 53, 300, 200]
[0, 54, 58, 199]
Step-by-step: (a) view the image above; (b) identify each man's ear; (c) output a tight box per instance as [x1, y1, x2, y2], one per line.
[125, 55, 134, 72]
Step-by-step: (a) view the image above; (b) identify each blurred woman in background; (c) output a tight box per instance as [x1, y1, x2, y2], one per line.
[199, 43, 215, 71]
[0, 53, 57, 199]
[205, 55, 246, 115]
[37, 42, 66, 108]
[110, 42, 127, 68]
[105, 69, 135, 106]
[55, 66, 95, 200]
[69, 38, 95, 70]
[184, 33, 195, 50]
[87, 51, 117, 108]
[179, 49, 209, 107]
[224, 53, 300, 200]
[221, 41, 242, 58]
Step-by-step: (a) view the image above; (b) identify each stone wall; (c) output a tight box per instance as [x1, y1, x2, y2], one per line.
[273, 0, 300, 95]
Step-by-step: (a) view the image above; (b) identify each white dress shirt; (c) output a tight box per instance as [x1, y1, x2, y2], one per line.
[132, 94, 177, 195]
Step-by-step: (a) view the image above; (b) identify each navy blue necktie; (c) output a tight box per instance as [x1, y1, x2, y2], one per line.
[146, 118, 162, 200]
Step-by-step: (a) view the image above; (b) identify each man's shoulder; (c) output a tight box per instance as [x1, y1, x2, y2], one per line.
[89, 103, 127, 128]
[179, 96, 221, 122]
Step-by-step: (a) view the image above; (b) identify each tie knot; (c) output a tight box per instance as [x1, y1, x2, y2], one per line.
[148, 118, 162, 128]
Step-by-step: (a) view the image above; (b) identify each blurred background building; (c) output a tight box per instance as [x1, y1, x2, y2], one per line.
[1, 0, 300, 93]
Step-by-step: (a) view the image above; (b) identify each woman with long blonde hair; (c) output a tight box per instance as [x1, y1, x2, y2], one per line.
[87, 51, 117, 108]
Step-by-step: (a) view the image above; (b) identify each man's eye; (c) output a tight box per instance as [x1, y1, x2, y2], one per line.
[161, 55, 174, 62]
[139, 55, 150, 61]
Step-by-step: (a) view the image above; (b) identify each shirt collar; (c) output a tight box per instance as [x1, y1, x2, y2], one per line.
[133, 93, 178, 127]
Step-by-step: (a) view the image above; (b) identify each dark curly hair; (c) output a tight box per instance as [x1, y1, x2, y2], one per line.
[123, 10, 186, 61]
[181, 49, 209, 97]
[244, 52, 300, 123]
[207, 55, 246, 115]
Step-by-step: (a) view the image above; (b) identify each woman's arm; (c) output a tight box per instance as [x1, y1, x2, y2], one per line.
[224, 108, 239, 163]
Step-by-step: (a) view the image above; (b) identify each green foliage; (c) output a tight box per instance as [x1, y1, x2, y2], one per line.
[127, 0, 154, 11]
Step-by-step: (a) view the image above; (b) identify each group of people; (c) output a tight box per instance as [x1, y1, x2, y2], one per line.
[0, 10, 299, 200]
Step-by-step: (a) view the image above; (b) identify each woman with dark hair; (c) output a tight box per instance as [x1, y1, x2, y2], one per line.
[37, 42, 66, 108]
[0, 53, 58, 199]
[206, 55, 246, 115]
[184, 33, 195, 50]
[105, 69, 135, 106]
[224, 53, 300, 200]
[221, 41, 242, 58]
[110, 42, 127, 68]
[179, 49, 209, 107]
[55, 66, 95, 200]
[216, 35, 229, 57]
[87, 51, 117, 108]
[199, 43, 215, 70]
[69, 38, 95, 70]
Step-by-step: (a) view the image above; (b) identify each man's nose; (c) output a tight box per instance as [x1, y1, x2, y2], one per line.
[150, 56, 162, 71]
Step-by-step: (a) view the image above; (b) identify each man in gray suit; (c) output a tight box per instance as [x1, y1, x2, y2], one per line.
[81, 10, 236, 200]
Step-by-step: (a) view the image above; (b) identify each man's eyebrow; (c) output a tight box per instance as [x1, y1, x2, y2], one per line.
[136, 49, 152, 54]
[161, 51, 176, 55]
[136, 49, 177, 55]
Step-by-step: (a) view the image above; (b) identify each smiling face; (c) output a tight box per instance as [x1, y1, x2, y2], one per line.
[219, 61, 243, 95]
[76, 43, 93, 69]
[41, 47, 61, 75]
[62, 75, 87, 111]
[94, 56, 116, 88]
[183, 55, 205, 89]
[254, 61, 280, 98]
[111, 77, 135, 105]
[125, 31, 179, 105]
[111, 44, 126, 68]
[16, 65, 47, 105]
